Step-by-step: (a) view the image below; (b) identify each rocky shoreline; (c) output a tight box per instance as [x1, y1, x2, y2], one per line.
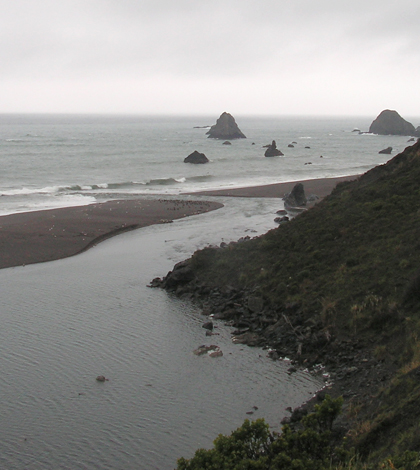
[149, 254, 394, 433]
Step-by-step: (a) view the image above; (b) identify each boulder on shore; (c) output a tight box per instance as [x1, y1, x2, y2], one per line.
[283, 183, 307, 208]
[379, 147, 393, 155]
[184, 151, 209, 164]
[206, 112, 246, 139]
[264, 140, 284, 157]
[369, 110, 417, 136]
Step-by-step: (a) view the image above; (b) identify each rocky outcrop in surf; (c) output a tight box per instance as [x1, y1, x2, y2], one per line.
[184, 151, 209, 164]
[206, 112, 246, 139]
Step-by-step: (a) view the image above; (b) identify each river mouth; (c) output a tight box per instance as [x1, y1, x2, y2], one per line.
[0, 198, 323, 470]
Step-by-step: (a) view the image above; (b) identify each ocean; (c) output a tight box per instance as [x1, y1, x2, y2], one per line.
[0, 114, 418, 469]
[0, 113, 416, 215]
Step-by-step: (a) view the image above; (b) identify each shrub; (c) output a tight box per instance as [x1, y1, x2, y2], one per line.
[176, 395, 345, 470]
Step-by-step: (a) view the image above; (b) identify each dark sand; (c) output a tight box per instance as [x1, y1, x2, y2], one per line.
[189, 175, 358, 199]
[0, 175, 358, 269]
[0, 199, 223, 269]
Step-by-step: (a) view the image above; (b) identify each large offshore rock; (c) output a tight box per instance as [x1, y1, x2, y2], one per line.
[206, 112, 246, 139]
[369, 110, 417, 136]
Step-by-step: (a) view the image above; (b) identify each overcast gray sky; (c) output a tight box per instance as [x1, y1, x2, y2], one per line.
[1, 0, 419, 116]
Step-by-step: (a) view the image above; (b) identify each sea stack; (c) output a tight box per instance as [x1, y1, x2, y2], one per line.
[264, 140, 283, 157]
[369, 110, 417, 136]
[206, 112, 246, 139]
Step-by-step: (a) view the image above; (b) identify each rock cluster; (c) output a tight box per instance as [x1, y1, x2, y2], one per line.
[379, 147, 392, 155]
[369, 110, 418, 136]
[206, 112, 246, 139]
[193, 344, 223, 357]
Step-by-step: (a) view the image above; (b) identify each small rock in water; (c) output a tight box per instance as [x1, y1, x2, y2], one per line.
[193, 344, 221, 356]
[379, 146, 392, 154]
[96, 375, 108, 382]
[206, 330, 219, 336]
[202, 321, 214, 331]
[274, 216, 289, 224]
[208, 349, 223, 358]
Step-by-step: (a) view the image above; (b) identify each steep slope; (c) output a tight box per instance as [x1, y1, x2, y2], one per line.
[187, 140, 420, 328]
[157, 140, 420, 462]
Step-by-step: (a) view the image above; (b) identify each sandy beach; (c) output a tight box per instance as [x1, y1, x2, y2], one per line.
[189, 175, 358, 199]
[0, 175, 358, 269]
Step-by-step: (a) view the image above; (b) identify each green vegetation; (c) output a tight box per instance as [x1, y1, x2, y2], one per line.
[177, 395, 420, 469]
[177, 395, 345, 470]
[179, 141, 420, 466]
[190, 142, 420, 358]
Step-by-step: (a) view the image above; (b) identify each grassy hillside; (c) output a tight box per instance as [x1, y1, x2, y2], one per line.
[170, 140, 420, 463]
[191, 141, 420, 356]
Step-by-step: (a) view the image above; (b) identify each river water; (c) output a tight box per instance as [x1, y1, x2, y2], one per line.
[0, 197, 324, 470]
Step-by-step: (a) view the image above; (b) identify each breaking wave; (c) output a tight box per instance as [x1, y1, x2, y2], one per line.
[0, 176, 215, 198]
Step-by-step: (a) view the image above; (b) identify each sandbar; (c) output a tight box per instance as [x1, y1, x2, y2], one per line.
[0, 199, 223, 269]
[0, 176, 359, 270]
